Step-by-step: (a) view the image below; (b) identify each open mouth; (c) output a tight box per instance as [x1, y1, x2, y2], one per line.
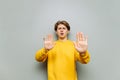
[60, 33, 64, 35]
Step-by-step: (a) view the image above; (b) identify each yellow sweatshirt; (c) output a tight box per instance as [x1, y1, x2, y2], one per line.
[35, 40, 90, 80]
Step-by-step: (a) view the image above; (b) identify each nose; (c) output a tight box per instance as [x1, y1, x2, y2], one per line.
[60, 29, 63, 32]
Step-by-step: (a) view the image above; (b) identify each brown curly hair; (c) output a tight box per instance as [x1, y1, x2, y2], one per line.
[54, 20, 70, 31]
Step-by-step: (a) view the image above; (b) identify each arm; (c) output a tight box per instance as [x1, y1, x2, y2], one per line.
[35, 48, 48, 62]
[74, 32, 90, 64]
[35, 34, 55, 62]
[75, 50, 90, 64]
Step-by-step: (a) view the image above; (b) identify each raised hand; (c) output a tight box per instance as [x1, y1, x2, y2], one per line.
[73, 32, 88, 53]
[43, 34, 55, 50]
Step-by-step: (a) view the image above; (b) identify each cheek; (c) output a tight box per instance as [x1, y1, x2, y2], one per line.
[56, 31, 60, 35]
[58, 30, 61, 34]
[65, 30, 69, 34]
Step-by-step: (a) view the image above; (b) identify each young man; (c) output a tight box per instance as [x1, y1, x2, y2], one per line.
[35, 20, 90, 80]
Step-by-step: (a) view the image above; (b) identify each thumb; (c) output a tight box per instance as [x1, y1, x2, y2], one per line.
[73, 41, 77, 47]
[53, 42, 56, 46]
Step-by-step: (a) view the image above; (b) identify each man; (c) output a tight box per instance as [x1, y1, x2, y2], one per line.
[35, 20, 90, 80]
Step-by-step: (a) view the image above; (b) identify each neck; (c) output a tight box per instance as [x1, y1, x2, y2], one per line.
[58, 37, 68, 41]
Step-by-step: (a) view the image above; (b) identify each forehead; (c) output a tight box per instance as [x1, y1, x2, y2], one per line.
[57, 24, 67, 28]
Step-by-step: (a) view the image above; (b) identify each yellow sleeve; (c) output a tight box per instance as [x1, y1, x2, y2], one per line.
[35, 48, 48, 62]
[74, 50, 90, 64]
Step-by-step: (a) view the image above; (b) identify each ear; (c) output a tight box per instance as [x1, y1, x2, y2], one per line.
[55, 31, 57, 34]
[67, 31, 70, 34]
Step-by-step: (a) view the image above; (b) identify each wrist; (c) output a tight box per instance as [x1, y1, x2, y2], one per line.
[44, 48, 49, 53]
[80, 51, 86, 57]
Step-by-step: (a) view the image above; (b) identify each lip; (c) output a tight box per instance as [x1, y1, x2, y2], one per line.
[60, 33, 64, 35]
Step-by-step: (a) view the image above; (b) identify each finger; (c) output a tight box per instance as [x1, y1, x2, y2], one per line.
[49, 34, 53, 41]
[79, 32, 84, 41]
[76, 32, 79, 42]
[44, 36, 48, 41]
[43, 37, 45, 41]
[73, 41, 77, 47]
[85, 35, 88, 43]
[47, 34, 50, 41]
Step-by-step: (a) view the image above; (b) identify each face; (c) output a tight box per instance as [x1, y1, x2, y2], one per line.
[56, 24, 69, 40]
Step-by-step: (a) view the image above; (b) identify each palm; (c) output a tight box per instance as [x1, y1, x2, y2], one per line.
[44, 34, 55, 50]
[74, 32, 88, 53]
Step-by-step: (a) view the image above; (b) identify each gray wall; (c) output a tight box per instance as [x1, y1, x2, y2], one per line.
[0, 0, 120, 80]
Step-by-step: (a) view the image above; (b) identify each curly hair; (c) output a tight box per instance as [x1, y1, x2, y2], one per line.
[54, 20, 70, 31]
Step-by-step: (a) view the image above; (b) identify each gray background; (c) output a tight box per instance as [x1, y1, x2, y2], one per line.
[0, 0, 120, 80]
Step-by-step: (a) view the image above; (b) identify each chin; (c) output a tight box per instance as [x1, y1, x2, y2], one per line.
[59, 37, 66, 39]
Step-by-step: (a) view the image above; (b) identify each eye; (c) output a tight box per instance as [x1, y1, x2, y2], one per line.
[58, 27, 61, 30]
[63, 27, 66, 30]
